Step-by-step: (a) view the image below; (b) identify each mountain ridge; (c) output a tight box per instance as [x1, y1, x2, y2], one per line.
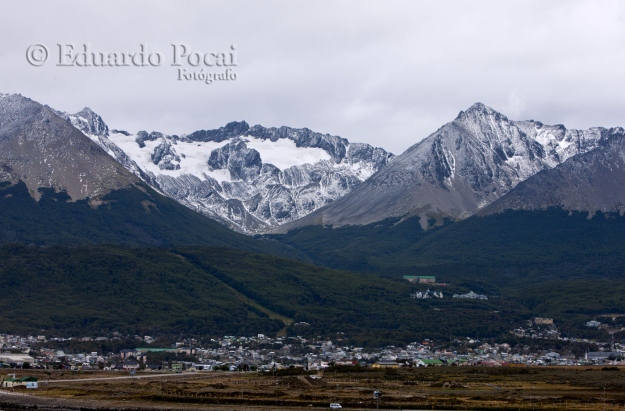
[55, 105, 394, 233]
[480, 132, 625, 216]
[0, 93, 139, 202]
[274, 102, 623, 232]
[0, 94, 299, 254]
[9, 93, 625, 237]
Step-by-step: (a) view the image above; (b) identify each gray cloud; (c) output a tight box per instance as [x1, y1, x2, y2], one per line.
[2, 0, 624, 154]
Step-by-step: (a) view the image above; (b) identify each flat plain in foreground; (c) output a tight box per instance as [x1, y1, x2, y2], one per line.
[2, 366, 625, 410]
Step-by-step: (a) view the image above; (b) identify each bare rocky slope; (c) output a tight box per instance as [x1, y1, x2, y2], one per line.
[480, 132, 625, 216]
[276, 103, 625, 232]
[56, 108, 393, 234]
[0, 94, 138, 202]
[0, 94, 293, 251]
[11, 93, 624, 235]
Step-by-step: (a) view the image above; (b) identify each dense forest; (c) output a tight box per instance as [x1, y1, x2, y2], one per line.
[1, 179, 624, 345]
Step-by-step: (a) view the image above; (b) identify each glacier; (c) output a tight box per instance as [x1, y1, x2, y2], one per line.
[55, 108, 394, 233]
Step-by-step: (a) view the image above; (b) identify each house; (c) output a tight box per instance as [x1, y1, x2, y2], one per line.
[586, 352, 622, 362]
[1, 375, 38, 388]
[586, 320, 601, 327]
[122, 360, 140, 370]
[410, 289, 443, 299]
[453, 291, 488, 300]
[416, 359, 444, 367]
[119, 349, 140, 359]
[172, 363, 183, 372]
[0, 354, 35, 365]
[404, 276, 436, 284]
[372, 361, 401, 369]
[135, 347, 178, 354]
[178, 346, 195, 355]
[534, 317, 553, 325]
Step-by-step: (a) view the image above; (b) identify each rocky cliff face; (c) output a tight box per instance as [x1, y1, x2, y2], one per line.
[480, 132, 625, 216]
[276, 103, 621, 232]
[8, 94, 625, 234]
[0, 94, 138, 202]
[57, 109, 394, 233]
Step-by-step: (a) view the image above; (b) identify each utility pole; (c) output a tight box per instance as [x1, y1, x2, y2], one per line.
[374, 390, 382, 411]
[273, 365, 277, 407]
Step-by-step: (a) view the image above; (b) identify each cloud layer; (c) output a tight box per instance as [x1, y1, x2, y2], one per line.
[2, 0, 624, 154]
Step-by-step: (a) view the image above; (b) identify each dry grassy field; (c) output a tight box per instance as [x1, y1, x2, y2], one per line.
[2, 366, 625, 410]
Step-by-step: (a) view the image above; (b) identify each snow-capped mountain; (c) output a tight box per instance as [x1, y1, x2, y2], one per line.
[277, 103, 625, 231]
[0, 94, 290, 249]
[52, 107, 160, 188]
[0, 94, 138, 202]
[480, 131, 625, 216]
[58, 108, 393, 233]
[7, 93, 625, 236]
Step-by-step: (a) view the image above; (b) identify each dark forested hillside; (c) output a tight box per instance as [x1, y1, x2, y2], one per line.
[0, 244, 537, 346]
[2, 227, 624, 345]
[270, 208, 625, 279]
[268, 208, 625, 339]
[0, 180, 294, 257]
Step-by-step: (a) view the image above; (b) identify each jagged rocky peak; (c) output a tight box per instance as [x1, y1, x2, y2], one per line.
[187, 121, 250, 142]
[481, 132, 625, 216]
[246, 125, 350, 163]
[136, 130, 165, 148]
[47, 105, 159, 187]
[75, 116, 394, 233]
[276, 102, 625, 233]
[0, 94, 138, 201]
[52, 106, 110, 138]
[24, 97, 392, 233]
[185, 120, 384, 163]
[0, 94, 41, 128]
[151, 139, 181, 170]
[345, 143, 390, 164]
[73, 107, 109, 137]
[456, 102, 508, 122]
[207, 138, 262, 181]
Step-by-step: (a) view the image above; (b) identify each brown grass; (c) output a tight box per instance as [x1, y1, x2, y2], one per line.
[3, 366, 625, 410]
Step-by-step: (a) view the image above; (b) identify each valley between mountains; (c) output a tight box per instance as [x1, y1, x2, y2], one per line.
[1, 92, 625, 347]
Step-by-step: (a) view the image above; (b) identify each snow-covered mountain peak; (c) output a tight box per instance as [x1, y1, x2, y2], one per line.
[53, 106, 109, 138]
[186, 121, 251, 143]
[455, 102, 508, 123]
[277, 103, 625, 233]
[0, 92, 22, 100]
[75, 106, 98, 117]
[0, 94, 138, 202]
[54, 108, 393, 233]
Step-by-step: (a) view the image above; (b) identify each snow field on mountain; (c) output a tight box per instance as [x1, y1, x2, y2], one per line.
[244, 137, 332, 170]
[109, 131, 337, 183]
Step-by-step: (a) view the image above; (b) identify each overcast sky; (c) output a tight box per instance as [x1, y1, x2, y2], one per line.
[2, 0, 625, 154]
